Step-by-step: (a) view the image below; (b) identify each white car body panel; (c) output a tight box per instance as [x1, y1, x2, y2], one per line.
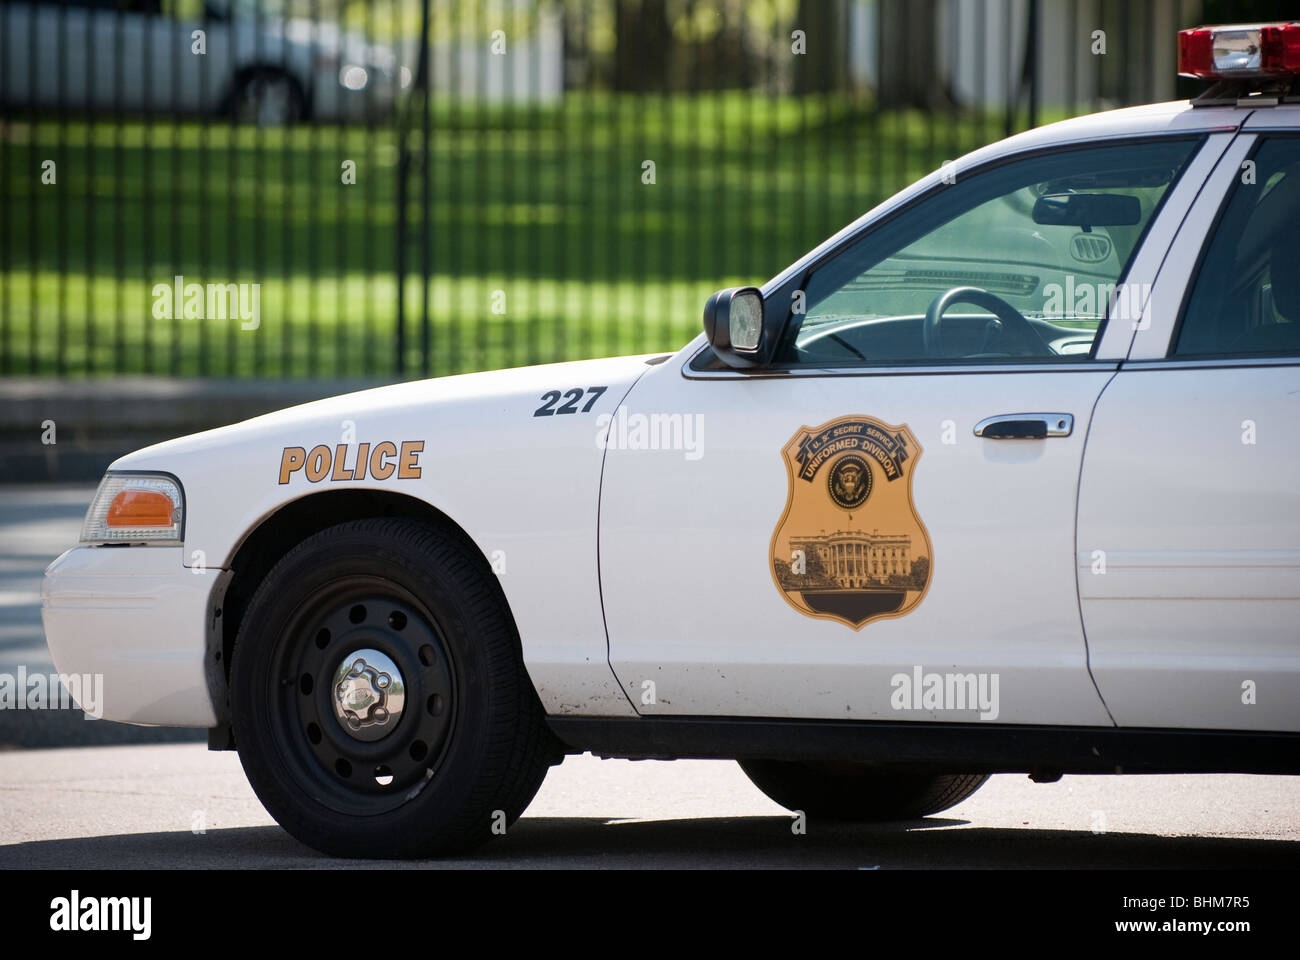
[1243, 104, 1300, 131]
[41, 546, 218, 727]
[600, 351, 1116, 724]
[38, 97, 1300, 740]
[1079, 366, 1300, 731]
[594, 121, 1240, 725]
[1079, 130, 1300, 731]
[44, 355, 654, 724]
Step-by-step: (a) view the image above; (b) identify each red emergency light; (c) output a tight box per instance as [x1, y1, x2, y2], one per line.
[1178, 22, 1300, 79]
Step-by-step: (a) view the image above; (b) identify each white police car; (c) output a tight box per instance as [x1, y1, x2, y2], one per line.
[43, 24, 1300, 857]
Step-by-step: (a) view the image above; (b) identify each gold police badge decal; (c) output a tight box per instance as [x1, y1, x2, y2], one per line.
[770, 415, 932, 630]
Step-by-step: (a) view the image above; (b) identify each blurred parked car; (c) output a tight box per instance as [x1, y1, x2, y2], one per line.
[2, 0, 401, 125]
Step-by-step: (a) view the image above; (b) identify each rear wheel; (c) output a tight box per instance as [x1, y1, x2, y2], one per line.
[229, 68, 305, 126]
[230, 517, 558, 858]
[739, 759, 988, 821]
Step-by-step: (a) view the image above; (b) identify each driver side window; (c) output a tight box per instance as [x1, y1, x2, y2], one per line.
[780, 138, 1201, 366]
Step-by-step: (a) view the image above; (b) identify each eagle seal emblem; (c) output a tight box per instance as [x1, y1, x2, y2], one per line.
[770, 415, 932, 630]
[827, 454, 872, 510]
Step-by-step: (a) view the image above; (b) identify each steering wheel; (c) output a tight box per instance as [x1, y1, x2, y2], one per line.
[922, 286, 1050, 358]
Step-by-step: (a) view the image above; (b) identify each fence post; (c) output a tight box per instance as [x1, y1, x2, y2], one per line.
[420, 0, 431, 379]
[394, 0, 434, 379]
[1028, 0, 1039, 130]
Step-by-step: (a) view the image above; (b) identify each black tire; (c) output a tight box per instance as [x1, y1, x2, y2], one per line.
[230, 517, 559, 858]
[228, 68, 306, 126]
[739, 759, 988, 821]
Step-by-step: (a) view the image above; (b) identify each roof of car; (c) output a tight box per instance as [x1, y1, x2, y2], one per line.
[992, 99, 1250, 151]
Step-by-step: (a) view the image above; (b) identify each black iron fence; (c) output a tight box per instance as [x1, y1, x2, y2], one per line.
[0, 0, 1283, 380]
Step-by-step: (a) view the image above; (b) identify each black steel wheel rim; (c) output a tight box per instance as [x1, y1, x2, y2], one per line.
[268, 575, 457, 817]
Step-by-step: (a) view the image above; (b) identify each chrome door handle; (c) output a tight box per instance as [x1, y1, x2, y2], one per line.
[973, 413, 1074, 439]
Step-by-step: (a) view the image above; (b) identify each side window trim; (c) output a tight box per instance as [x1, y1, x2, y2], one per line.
[1126, 132, 1259, 361]
[1098, 131, 1241, 361]
[681, 356, 1122, 381]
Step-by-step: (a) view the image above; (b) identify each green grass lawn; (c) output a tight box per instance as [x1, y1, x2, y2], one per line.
[0, 93, 1043, 378]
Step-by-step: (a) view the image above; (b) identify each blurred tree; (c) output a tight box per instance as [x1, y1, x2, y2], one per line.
[614, 0, 672, 91]
[877, 0, 945, 108]
[910, 556, 930, 589]
[792, 0, 848, 94]
[683, 1, 758, 91]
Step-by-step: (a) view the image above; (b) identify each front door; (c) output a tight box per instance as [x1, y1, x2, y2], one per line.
[600, 135, 1212, 725]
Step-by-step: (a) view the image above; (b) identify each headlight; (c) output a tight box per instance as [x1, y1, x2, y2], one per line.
[80, 473, 184, 544]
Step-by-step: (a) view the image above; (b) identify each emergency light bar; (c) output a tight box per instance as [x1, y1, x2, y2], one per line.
[1178, 22, 1300, 79]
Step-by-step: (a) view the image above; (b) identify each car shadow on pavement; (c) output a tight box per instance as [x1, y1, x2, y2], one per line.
[3, 817, 1297, 869]
[0, 711, 207, 750]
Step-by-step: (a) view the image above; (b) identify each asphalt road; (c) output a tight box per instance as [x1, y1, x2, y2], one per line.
[0, 485, 1296, 868]
[1, 746, 1298, 868]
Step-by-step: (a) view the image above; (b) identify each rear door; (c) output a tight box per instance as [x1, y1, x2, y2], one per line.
[1079, 125, 1300, 732]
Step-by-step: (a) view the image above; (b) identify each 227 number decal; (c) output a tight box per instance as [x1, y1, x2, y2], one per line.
[533, 386, 607, 417]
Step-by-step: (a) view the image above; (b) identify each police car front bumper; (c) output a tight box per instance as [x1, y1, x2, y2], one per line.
[41, 546, 218, 727]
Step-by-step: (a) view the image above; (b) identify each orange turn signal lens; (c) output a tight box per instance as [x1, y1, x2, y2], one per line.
[105, 489, 176, 528]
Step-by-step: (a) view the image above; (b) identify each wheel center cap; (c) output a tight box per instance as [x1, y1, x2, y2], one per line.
[331, 649, 405, 741]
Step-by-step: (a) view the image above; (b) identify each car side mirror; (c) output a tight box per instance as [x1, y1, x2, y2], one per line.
[1032, 192, 1141, 230]
[702, 286, 771, 368]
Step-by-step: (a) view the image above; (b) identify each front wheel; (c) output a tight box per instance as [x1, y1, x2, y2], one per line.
[739, 759, 988, 821]
[230, 518, 558, 858]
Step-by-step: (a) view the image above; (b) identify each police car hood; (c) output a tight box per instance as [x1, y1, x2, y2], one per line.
[109, 353, 662, 564]
[112, 353, 660, 469]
